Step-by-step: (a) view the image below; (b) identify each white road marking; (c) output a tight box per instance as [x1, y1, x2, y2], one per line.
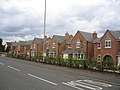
[8, 66, 21, 72]
[84, 80, 112, 87]
[76, 80, 102, 89]
[27, 73, 58, 86]
[69, 81, 97, 90]
[62, 82, 84, 90]
[0, 62, 4, 65]
[62, 79, 112, 90]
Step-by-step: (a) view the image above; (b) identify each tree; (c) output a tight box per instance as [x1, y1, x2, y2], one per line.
[0, 38, 2, 52]
[0, 38, 2, 45]
[0, 38, 4, 52]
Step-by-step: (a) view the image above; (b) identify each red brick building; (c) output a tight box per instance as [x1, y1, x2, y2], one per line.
[62, 31, 95, 60]
[49, 32, 72, 58]
[93, 30, 120, 66]
[31, 38, 43, 57]
[43, 36, 51, 57]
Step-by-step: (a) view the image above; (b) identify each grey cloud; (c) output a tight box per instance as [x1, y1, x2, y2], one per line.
[1, 0, 120, 43]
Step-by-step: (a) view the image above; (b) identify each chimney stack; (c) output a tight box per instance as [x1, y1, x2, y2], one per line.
[93, 31, 97, 40]
[65, 32, 69, 39]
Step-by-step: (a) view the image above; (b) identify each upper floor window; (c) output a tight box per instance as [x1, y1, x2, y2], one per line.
[34, 44, 35, 49]
[105, 38, 111, 48]
[97, 43, 101, 49]
[68, 44, 72, 48]
[52, 42, 55, 48]
[76, 39, 81, 48]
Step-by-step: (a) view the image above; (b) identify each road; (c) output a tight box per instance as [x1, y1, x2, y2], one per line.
[0, 56, 120, 90]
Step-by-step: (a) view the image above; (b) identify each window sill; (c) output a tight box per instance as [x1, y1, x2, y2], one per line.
[97, 47, 101, 49]
[105, 47, 111, 48]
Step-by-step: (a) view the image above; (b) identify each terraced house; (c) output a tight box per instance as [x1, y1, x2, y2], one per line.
[93, 30, 120, 66]
[62, 31, 95, 60]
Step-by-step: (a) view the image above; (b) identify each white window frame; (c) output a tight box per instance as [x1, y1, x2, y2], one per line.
[76, 39, 81, 48]
[73, 53, 84, 60]
[34, 44, 35, 49]
[97, 43, 101, 49]
[97, 55, 101, 62]
[49, 52, 56, 57]
[52, 42, 55, 48]
[68, 44, 72, 48]
[105, 38, 111, 48]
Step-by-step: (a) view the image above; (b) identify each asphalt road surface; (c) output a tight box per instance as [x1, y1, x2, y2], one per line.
[0, 56, 120, 90]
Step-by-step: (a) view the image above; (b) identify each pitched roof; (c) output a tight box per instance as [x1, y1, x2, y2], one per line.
[78, 31, 93, 42]
[19, 41, 27, 45]
[62, 49, 85, 54]
[18, 40, 33, 45]
[45, 38, 51, 45]
[66, 37, 73, 44]
[26, 40, 32, 45]
[62, 49, 78, 54]
[109, 30, 120, 40]
[12, 41, 18, 46]
[55, 35, 65, 43]
[34, 38, 44, 44]
[93, 38, 101, 43]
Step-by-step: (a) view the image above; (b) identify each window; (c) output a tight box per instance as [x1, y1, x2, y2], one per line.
[97, 43, 101, 49]
[68, 44, 72, 48]
[34, 44, 35, 49]
[97, 55, 101, 62]
[49, 52, 56, 57]
[105, 38, 111, 48]
[81, 54, 84, 59]
[76, 39, 81, 48]
[52, 42, 55, 48]
[73, 53, 84, 60]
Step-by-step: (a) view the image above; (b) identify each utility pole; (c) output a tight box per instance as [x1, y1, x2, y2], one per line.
[43, 0, 47, 63]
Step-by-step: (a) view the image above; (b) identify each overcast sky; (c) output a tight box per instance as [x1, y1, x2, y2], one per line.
[0, 0, 120, 44]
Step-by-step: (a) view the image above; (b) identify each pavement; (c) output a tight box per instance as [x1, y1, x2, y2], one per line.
[0, 56, 120, 90]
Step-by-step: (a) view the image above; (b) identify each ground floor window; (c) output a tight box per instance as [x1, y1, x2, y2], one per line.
[31, 51, 36, 56]
[63, 54, 68, 59]
[97, 55, 101, 62]
[73, 53, 85, 60]
[49, 52, 56, 58]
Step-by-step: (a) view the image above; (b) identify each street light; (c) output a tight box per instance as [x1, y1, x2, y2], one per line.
[43, 0, 47, 63]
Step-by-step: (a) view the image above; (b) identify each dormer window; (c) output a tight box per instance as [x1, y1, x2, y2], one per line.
[97, 43, 101, 49]
[52, 42, 55, 48]
[76, 39, 81, 48]
[105, 38, 111, 48]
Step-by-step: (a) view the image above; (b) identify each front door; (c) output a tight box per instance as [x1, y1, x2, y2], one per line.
[103, 55, 113, 68]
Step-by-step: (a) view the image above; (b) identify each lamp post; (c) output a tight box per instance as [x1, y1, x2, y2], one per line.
[43, 0, 47, 63]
